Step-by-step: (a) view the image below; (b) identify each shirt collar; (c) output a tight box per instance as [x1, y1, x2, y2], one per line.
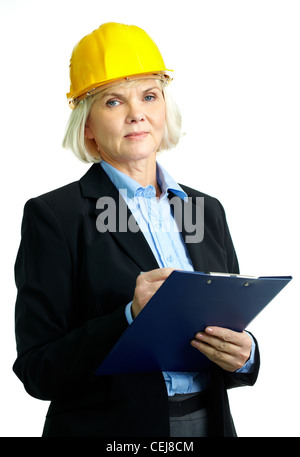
[100, 160, 187, 201]
[156, 163, 188, 201]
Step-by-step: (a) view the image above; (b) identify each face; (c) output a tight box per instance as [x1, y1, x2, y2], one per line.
[85, 79, 166, 169]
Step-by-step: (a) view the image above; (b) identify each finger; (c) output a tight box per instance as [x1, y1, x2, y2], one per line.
[150, 267, 176, 280]
[132, 268, 175, 318]
[190, 338, 237, 372]
[139, 268, 175, 283]
[193, 331, 234, 355]
[202, 326, 245, 346]
[192, 328, 252, 371]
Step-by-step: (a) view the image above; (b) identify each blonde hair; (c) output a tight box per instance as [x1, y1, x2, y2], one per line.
[62, 79, 182, 163]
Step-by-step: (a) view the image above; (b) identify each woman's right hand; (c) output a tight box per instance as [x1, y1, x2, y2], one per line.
[131, 268, 175, 319]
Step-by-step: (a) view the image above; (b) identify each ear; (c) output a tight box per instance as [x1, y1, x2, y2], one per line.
[84, 122, 94, 140]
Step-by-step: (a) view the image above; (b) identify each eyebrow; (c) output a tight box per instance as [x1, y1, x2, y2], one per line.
[102, 86, 162, 99]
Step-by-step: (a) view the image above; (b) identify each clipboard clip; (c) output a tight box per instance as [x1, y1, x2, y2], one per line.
[207, 272, 258, 279]
[205, 272, 258, 287]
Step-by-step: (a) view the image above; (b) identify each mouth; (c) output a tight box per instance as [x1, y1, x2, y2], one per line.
[124, 131, 149, 140]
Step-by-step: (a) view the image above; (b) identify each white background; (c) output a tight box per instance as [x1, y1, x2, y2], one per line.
[1, 0, 299, 437]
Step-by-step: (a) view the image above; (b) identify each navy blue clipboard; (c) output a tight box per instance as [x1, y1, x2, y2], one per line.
[95, 271, 292, 375]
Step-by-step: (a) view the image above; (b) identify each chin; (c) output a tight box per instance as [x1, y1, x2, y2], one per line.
[124, 147, 158, 161]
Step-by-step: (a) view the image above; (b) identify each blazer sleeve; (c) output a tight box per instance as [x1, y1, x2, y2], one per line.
[216, 201, 260, 387]
[13, 197, 128, 401]
[216, 199, 239, 274]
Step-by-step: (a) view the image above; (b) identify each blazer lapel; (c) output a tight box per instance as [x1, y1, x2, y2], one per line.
[80, 164, 159, 272]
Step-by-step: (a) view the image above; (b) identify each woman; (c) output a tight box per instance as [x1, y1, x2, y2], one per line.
[13, 22, 259, 437]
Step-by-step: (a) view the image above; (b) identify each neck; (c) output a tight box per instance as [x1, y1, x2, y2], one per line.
[103, 156, 161, 197]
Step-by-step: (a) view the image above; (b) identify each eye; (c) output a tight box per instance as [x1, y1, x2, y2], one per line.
[106, 99, 121, 107]
[144, 94, 156, 102]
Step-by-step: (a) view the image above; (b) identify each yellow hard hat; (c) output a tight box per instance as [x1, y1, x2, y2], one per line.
[67, 22, 172, 108]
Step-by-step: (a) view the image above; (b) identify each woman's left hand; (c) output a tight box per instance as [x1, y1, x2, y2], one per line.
[191, 326, 252, 372]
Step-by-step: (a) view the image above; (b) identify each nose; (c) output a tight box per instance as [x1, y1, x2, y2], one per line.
[125, 101, 145, 124]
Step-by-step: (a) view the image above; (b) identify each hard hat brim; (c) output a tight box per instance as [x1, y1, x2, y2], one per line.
[67, 71, 173, 109]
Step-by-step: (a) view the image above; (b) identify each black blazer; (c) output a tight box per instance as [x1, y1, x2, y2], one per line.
[13, 164, 260, 437]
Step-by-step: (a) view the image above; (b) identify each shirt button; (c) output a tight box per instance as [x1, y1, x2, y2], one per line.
[156, 223, 162, 229]
[167, 255, 174, 262]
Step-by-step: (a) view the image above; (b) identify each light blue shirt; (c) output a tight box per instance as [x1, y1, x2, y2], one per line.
[100, 160, 255, 395]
